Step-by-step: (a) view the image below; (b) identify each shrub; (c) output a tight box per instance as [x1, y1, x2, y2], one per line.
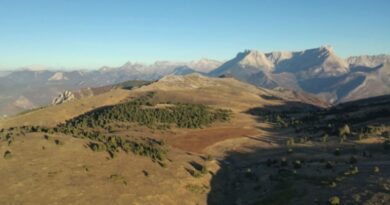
[328, 196, 340, 205]
[338, 124, 351, 139]
[321, 134, 329, 143]
[108, 174, 127, 185]
[200, 165, 208, 175]
[280, 157, 288, 167]
[185, 184, 209, 194]
[286, 137, 295, 146]
[299, 136, 307, 144]
[44, 134, 50, 140]
[293, 160, 302, 169]
[189, 165, 208, 178]
[344, 166, 359, 176]
[349, 156, 358, 164]
[357, 133, 364, 140]
[54, 139, 64, 145]
[205, 154, 213, 161]
[4, 150, 12, 159]
[325, 161, 333, 169]
[334, 148, 341, 156]
[89, 142, 106, 152]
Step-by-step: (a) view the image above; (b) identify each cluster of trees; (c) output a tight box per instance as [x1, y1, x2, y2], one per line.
[60, 95, 231, 130]
[88, 135, 166, 161]
[256, 111, 304, 129]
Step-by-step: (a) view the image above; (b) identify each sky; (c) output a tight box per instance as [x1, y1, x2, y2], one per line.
[0, 0, 389, 70]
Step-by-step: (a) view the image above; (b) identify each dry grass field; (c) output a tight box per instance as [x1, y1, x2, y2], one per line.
[0, 75, 389, 205]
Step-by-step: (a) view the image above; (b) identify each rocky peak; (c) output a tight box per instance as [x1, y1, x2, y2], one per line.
[237, 49, 274, 72]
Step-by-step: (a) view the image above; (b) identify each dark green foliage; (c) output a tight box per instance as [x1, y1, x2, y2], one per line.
[59, 94, 231, 130]
[82, 132, 166, 161]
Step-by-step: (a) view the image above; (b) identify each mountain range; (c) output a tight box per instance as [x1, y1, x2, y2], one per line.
[210, 46, 390, 103]
[0, 46, 389, 117]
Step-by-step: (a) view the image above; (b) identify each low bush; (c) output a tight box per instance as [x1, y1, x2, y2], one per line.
[293, 160, 302, 169]
[328, 196, 340, 205]
[349, 156, 358, 164]
[3, 150, 12, 159]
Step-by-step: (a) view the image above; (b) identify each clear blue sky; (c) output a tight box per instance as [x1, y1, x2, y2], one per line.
[0, 0, 389, 70]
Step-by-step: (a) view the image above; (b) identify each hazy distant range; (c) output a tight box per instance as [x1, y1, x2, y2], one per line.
[0, 45, 389, 117]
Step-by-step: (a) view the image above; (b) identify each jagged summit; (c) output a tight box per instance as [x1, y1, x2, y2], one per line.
[238, 49, 274, 71]
[208, 46, 388, 103]
[210, 46, 349, 79]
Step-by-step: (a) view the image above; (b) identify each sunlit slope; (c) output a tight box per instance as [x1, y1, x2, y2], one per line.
[0, 89, 132, 128]
[0, 75, 273, 128]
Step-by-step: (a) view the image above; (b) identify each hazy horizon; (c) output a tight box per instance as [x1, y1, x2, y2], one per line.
[1, 0, 390, 70]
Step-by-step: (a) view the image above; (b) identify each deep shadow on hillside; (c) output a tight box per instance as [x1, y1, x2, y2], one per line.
[207, 99, 390, 205]
[207, 142, 390, 205]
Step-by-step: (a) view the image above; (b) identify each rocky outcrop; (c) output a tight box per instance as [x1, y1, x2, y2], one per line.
[52, 90, 75, 105]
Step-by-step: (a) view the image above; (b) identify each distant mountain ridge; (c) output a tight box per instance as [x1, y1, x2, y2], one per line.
[209, 46, 389, 103]
[0, 46, 389, 117]
[0, 59, 222, 117]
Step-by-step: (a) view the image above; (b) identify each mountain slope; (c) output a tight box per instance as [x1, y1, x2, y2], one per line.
[0, 74, 388, 205]
[0, 74, 327, 128]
